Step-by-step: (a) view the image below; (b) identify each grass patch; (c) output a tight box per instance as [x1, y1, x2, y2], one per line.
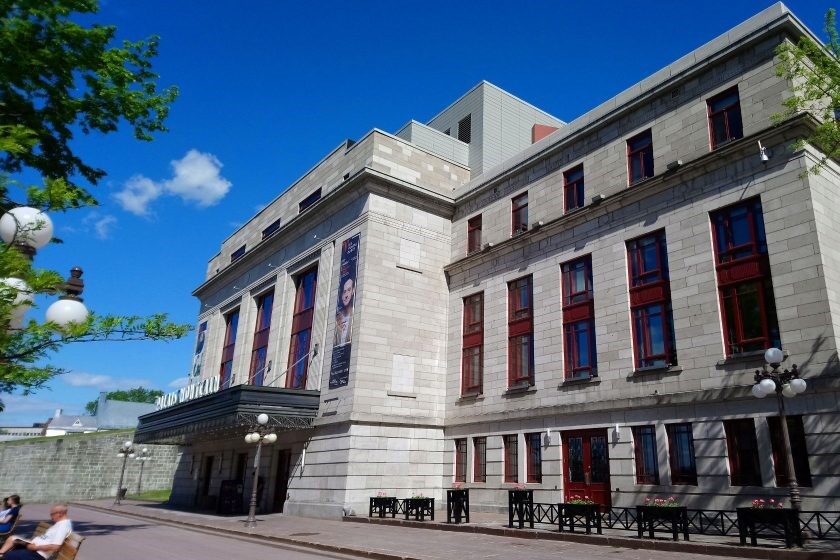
[126, 489, 171, 502]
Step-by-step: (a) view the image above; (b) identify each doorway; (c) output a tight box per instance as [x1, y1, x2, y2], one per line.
[562, 429, 611, 508]
[272, 449, 292, 513]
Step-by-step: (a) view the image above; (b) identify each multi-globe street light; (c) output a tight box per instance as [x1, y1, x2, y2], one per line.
[751, 347, 807, 512]
[115, 440, 136, 505]
[244, 413, 277, 528]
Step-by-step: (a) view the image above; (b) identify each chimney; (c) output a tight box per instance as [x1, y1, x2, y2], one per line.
[54, 408, 63, 418]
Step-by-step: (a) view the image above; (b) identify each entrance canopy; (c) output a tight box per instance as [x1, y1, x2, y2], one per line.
[135, 385, 320, 445]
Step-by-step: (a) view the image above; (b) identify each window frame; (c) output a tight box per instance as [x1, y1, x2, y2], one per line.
[298, 188, 322, 213]
[473, 436, 487, 483]
[286, 267, 318, 389]
[511, 193, 529, 235]
[627, 129, 654, 185]
[632, 425, 660, 485]
[504, 434, 519, 483]
[724, 418, 763, 487]
[219, 309, 240, 389]
[707, 86, 743, 149]
[768, 415, 812, 487]
[458, 114, 471, 144]
[563, 165, 585, 213]
[454, 438, 467, 483]
[230, 245, 246, 262]
[666, 423, 698, 485]
[248, 290, 275, 386]
[561, 256, 597, 379]
[467, 215, 482, 254]
[462, 293, 484, 395]
[261, 219, 281, 240]
[526, 433, 543, 483]
[507, 276, 534, 387]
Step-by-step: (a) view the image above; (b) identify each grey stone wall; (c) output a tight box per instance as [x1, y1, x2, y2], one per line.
[0, 431, 180, 503]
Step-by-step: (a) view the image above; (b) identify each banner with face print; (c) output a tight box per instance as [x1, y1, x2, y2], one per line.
[191, 321, 208, 380]
[329, 233, 360, 388]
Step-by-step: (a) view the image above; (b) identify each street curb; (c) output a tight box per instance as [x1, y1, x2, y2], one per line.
[70, 502, 423, 560]
[343, 516, 840, 560]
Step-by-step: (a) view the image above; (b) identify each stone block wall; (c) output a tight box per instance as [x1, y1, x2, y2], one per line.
[0, 431, 180, 503]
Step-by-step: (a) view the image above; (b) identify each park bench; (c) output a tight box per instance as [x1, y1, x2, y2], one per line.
[24, 521, 85, 560]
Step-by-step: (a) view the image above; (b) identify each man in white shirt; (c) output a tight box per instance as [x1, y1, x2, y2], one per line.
[0, 504, 72, 560]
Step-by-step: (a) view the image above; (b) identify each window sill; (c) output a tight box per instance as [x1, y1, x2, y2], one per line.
[559, 375, 600, 388]
[387, 390, 417, 399]
[716, 350, 781, 367]
[630, 365, 682, 377]
[458, 392, 484, 402]
[503, 383, 535, 396]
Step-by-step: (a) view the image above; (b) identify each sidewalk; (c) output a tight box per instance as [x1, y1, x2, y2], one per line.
[71, 500, 840, 560]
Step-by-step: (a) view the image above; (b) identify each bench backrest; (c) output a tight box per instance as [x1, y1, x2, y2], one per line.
[54, 533, 84, 560]
[0, 513, 22, 537]
[34, 521, 50, 537]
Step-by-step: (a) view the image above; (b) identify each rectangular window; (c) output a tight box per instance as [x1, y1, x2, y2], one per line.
[508, 277, 534, 386]
[627, 129, 654, 184]
[708, 87, 743, 149]
[473, 437, 486, 483]
[724, 419, 762, 486]
[627, 231, 677, 368]
[563, 165, 585, 212]
[768, 415, 812, 487]
[467, 215, 482, 254]
[286, 267, 318, 389]
[462, 293, 484, 395]
[219, 309, 240, 389]
[632, 425, 660, 484]
[711, 199, 780, 355]
[511, 193, 528, 235]
[261, 219, 281, 240]
[504, 434, 518, 483]
[458, 114, 471, 144]
[298, 188, 322, 213]
[561, 257, 596, 379]
[666, 423, 698, 485]
[454, 438, 467, 483]
[526, 433, 543, 483]
[248, 290, 274, 386]
[231, 245, 246, 262]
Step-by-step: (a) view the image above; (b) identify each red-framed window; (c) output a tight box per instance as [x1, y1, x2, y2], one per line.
[231, 244, 246, 262]
[768, 415, 812, 487]
[504, 434, 519, 483]
[299, 188, 322, 213]
[666, 423, 698, 485]
[248, 290, 275, 386]
[473, 436, 487, 483]
[711, 199, 780, 355]
[708, 87, 743, 149]
[262, 219, 281, 240]
[632, 425, 660, 484]
[627, 231, 677, 368]
[627, 129, 654, 185]
[512, 193, 528, 235]
[561, 257, 596, 379]
[219, 309, 240, 389]
[467, 215, 482, 254]
[508, 276, 534, 386]
[564, 165, 585, 212]
[462, 293, 484, 395]
[454, 438, 467, 483]
[526, 433, 543, 483]
[724, 419, 763, 486]
[286, 267, 318, 389]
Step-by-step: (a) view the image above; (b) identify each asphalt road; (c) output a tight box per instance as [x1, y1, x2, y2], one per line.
[11, 503, 359, 560]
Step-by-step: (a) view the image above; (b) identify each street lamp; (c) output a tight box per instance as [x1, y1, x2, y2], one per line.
[135, 447, 150, 494]
[115, 440, 136, 505]
[244, 413, 277, 528]
[751, 347, 807, 512]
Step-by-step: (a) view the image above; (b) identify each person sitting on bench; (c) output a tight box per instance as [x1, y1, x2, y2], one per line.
[0, 504, 72, 560]
[0, 496, 21, 533]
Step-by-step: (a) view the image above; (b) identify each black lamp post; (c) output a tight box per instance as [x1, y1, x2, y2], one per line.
[244, 413, 277, 528]
[135, 447, 150, 494]
[751, 347, 807, 512]
[115, 440, 136, 505]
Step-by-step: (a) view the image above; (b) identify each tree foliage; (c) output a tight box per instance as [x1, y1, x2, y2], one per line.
[775, 8, 840, 174]
[85, 385, 164, 415]
[0, 0, 189, 405]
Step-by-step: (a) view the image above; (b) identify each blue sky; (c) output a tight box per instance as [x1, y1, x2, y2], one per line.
[1, 0, 829, 425]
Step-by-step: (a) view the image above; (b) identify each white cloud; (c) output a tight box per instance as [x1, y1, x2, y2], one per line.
[114, 175, 163, 216]
[114, 150, 231, 216]
[163, 150, 231, 207]
[168, 377, 189, 389]
[62, 372, 152, 390]
[0, 394, 85, 424]
[81, 212, 118, 239]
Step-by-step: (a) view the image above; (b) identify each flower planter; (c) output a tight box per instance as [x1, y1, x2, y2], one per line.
[404, 497, 435, 521]
[446, 489, 470, 524]
[636, 505, 689, 541]
[736, 507, 802, 548]
[368, 496, 397, 518]
[559, 503, 602, 534]
[508, 489, 534, 529]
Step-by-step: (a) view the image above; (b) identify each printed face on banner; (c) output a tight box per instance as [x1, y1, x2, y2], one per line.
[330, 234, 361, 389]
[191, 321, 208, 379]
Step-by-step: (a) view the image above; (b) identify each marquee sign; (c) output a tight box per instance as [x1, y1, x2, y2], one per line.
[155, 376, 220, 410]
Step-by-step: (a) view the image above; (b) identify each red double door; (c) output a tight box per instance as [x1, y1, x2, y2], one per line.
[562, 429, 611, 508]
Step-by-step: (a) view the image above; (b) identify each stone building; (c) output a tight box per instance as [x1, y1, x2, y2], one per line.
[137, 3, 840, 517]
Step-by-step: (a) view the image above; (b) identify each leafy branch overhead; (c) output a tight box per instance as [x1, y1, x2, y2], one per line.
[775, 8, 840, 174]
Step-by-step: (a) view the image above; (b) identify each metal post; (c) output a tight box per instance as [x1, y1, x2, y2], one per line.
[776, 391, 801, 512]
[137, 459, 145, 494]
[115, 453, 128, 505]
[246, 438, 263, 528]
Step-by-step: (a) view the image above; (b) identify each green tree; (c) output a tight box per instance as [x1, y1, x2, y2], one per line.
[775, 8, 840, 174]
[0, 0, 189, 406]
[85, 386, 164, 415]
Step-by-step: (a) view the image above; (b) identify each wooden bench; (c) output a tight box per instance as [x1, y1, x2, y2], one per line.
[26, 521, 85, 560]
[0, 513, 22, 544]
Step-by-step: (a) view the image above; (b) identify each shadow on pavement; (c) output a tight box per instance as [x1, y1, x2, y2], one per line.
[13, 519, 154, 538]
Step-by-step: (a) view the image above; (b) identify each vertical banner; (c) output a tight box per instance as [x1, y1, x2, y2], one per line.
[329, 233, 360, 388]
[190, 321, 208, 380]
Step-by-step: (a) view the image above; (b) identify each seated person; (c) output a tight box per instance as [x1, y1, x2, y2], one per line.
[0, 496, 20, 533]
[0, 504, 71, 559]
